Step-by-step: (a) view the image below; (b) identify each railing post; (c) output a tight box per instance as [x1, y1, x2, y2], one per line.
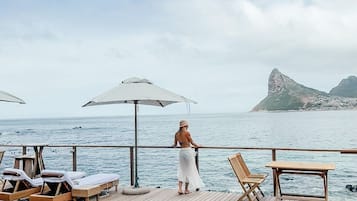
[72, 146, 77, 171]
[130, 146, 134, 186]
[272, 149, 277, 196]
[272, 149, 276, 161]
[195, 147, 199, 172]
[22, 146, 27, 155]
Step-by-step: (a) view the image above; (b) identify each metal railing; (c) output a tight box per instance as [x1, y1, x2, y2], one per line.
[0, 144, 356, 186]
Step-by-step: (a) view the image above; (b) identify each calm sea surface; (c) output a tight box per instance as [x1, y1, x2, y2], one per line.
[1, 111, 357, 200]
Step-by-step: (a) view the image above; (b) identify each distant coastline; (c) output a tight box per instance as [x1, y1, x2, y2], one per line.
[252, 69, 357, 111]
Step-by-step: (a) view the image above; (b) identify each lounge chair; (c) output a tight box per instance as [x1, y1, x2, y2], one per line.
[0, 168, 43, 201]
[29, 170, 119, 201]
[228, 153, 267, 201]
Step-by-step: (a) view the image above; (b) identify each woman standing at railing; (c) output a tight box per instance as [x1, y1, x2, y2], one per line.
[173, 120, 204, 195]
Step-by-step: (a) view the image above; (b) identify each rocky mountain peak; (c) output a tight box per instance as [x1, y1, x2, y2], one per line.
[268, 68, 296, 95]
[252, 69, 357, 111]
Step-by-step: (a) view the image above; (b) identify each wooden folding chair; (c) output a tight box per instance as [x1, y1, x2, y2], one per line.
[228, 153, 266, 201]
[0, 150, 4, 166]
[0, 151, 4, 185]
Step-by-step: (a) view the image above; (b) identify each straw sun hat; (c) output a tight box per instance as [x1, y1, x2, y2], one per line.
[179, 120, 189, 128]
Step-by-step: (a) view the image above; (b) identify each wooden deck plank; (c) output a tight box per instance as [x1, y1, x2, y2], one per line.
[96, 187, 306, 201]
[98, 188, 285, 201]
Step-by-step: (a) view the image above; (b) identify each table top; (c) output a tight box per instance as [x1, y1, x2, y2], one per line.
[22, 143, 49, 146]
[15, 155, 36, 159]
[266, 161, 335, 171]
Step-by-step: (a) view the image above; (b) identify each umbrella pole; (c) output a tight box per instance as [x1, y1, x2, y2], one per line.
[134, 101, 139, 188]
[122, 102, 149, 195]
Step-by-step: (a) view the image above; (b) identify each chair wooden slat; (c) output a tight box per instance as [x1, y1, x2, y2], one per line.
[228, 153, 267, 201]
[0, 150, 5, 166]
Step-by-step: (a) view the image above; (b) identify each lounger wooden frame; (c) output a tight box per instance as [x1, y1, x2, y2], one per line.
[228, 153, 266, 201]
[0, 178, 41, 201]
[72, 179, 119, 201]
[29, 192, 72, 201]
[29, 180, 73, 201]
[29, 178, 119, 201]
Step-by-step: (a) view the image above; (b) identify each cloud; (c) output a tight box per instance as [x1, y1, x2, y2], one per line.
[1, 0, 357, 118]
[159, 1, 357, 65]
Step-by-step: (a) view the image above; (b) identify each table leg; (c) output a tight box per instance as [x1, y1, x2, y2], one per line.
[276, 169, 282, 198]
[38, 146, 45, 170]
[33, 146, 45, 177]
[33, 146, 39, 177]
[324, 171, 328, 201]
[273, 168, 281, 198]
[273, 168, 276, 196]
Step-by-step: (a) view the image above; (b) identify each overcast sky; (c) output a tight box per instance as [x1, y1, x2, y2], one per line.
[1, 0, 357, 119]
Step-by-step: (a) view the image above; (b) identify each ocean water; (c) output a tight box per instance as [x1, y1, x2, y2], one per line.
[0, 111, 357, 200]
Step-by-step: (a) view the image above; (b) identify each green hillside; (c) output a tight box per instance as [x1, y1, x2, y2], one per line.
[329, 76, 357, 98]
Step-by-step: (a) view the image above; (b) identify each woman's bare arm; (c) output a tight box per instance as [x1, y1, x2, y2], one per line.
[186, 132, 199, 147]
[172, 134, 178, 147]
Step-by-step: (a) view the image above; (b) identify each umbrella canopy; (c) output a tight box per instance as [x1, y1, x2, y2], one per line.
[83, 77, 196, 107]
[0, 90, 25, 104]
[83, 77, 196, 188]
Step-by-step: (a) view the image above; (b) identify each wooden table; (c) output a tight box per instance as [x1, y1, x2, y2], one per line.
[266, 161, 335, 201]
[13, 144, 47, 178]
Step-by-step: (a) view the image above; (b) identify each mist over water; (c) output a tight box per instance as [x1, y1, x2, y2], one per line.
[1, 111, 356, 200]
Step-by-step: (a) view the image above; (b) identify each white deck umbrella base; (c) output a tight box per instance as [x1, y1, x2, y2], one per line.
[122, 186, 150, 195]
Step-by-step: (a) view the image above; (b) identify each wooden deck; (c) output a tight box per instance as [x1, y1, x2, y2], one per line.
[0, 180, 314, 201]
[100, 188, 282, 201]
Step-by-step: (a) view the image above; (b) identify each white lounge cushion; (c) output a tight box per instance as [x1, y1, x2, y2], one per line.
[40, 170, 86, 187]
[40, 170, 119, 189]
[73, 173, 119, 187]
[2, 168, 43, 187]
[41, 169, 86, 180]
[67, 171, 87, 180]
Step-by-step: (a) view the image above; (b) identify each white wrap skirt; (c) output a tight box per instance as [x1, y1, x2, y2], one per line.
[177, 147, 204, 190]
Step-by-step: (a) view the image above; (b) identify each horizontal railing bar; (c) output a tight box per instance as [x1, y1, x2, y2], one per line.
[340, 149, 357, 154]
[0, 144, 132, 148]
[0, 144, 353, 153]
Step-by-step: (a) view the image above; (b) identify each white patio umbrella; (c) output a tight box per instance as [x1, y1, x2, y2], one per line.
[0, 90, 25, 104]
[82, 77, 196, 191]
